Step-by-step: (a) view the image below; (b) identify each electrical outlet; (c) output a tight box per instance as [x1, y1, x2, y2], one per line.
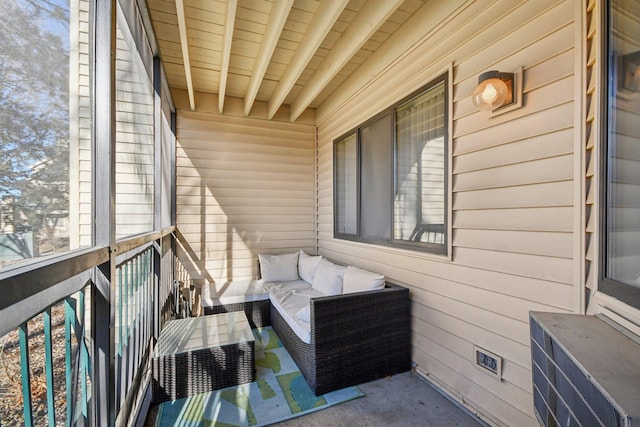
[474, 345, 502, 380]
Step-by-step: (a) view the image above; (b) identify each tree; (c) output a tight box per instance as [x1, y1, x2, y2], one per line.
[0, 0, 70, 256]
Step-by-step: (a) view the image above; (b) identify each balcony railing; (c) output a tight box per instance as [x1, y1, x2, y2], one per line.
[0, 227, 188, 426]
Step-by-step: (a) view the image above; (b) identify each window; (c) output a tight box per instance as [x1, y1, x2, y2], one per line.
[115, 5, 155, 239]
[601, 0, 640, 308]
[335, 133, 358, 235]
[334, 73, 448, 254]
[0, 0, 93, 271]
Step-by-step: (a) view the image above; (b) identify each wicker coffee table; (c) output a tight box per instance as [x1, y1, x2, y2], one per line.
[151, 311, 255, 403]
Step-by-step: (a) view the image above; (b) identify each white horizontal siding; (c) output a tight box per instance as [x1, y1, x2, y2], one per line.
[316, 1, 577, 425]
[176, 111, 316, 284]
[69, 0, 92, 249]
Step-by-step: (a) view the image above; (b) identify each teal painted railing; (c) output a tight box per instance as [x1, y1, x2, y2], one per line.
[115, 244, 155, 415]
[0, 291, 91, 426]
[0, 229, 180, 425]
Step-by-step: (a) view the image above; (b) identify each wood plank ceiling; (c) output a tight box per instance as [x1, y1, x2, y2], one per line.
[146, 0, 429, 122]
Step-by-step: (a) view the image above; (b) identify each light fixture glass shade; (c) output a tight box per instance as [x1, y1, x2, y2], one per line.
[472, 76, 509, 111]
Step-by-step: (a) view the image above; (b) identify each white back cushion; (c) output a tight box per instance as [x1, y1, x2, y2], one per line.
[259, 252, 299, 282]
[312, 259, 346, 295]
[298, 250, 323, 284]
[342, 265, 385, 294]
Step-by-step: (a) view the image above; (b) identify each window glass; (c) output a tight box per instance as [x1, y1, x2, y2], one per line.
[115, 9, 155, 238]
[360, 113, 392, 241]
[395, 81, 446, 246]
[605, 0, 640, 292]
[0, 0, 92, 271]
[335, 133, 358, 235]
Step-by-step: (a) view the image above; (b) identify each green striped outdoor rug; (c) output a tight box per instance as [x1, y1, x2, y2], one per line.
[155, 327, 364, 427]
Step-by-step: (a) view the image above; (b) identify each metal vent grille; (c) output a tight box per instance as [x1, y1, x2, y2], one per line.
[529, 313, 632, 427]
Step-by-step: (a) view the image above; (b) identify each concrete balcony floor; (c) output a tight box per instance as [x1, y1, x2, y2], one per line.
[146, 371, 485, 426]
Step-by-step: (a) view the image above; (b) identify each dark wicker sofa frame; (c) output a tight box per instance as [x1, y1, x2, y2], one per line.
[203, 279, 412, 395]
[270, 283, 411, 395]
[204, 299, 271, 329]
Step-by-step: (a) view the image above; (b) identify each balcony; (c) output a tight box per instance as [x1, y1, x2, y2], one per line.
[2, 1, 640, 426]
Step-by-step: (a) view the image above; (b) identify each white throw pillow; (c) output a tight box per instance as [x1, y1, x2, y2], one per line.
[298, 250, 323, 284]
[342, 265, 385, 294]
[296, 305, 311, 323]
[312, 259, 346, 296]
[259, 252, 300, 282]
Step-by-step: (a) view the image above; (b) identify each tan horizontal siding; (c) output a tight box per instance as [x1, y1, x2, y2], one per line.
[412, 345, 535, 427]
[177, 204, 315, 216]
[411, 315, 532, 406]
[177, 165, 315, 181]
[176, 195, 315, 208]
[453, 207, 573, 232]
[176, 111, 316, 284]
[176, 233, 316, 251]
[453, 128, 574, 174]
[411, 303, 531, 370]
[453, 229, 572, 258]
[177, 214, 315, 226]
[176, 155, 312, 175]
[320, 240, 573, 311]
[453, 102, 574, 155]
[114, 23, 155, 239]
[316, 1, 576, 425]
[453, 155, 573, 192]
[454, 180, 574, 210]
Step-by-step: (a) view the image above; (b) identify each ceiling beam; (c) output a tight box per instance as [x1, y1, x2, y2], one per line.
[267, 0, 349, 120]
[289, 0, 405, 122]
[175, 0, 195, 110]
[317, 0, 473, 124]
[244, 0, 294, 116]
[219, 0, 237, 114]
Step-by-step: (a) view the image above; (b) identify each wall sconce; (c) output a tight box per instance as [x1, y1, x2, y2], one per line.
[619, 51, 640, 93]
[472, 67, 523, 116]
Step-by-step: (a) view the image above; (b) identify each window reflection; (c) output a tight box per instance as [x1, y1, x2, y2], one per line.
[0, 0, 92, 270]
[606, 0, 640, 288]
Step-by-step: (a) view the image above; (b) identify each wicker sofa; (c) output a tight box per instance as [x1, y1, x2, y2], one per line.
[203, 251, 412, 395]
[271, 281, 411, 395]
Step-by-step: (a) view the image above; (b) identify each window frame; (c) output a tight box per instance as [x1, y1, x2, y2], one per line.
[333, 131, 360, 239]
[332, 71, 449, 255]
[598, 0, 640, 310]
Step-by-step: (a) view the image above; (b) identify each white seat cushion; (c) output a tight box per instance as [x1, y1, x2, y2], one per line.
[201, 279, 269, 306]
[269, 285, 324, 344]
[295, 305, 310, 323]
[262, 279, 311, 294]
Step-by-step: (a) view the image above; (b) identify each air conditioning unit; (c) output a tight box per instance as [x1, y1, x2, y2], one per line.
[529, 312, 640, 427]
